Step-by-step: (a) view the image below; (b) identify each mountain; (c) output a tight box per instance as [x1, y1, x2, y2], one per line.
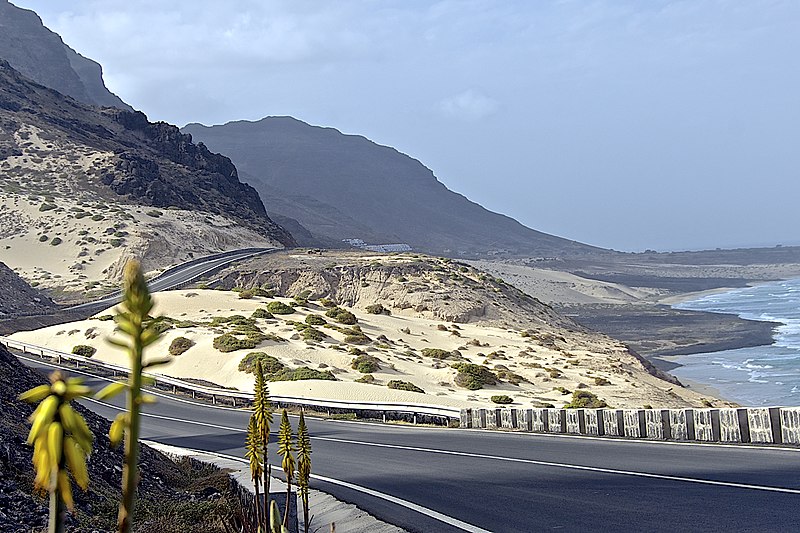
[0, 0, 131, 110]
[0, 60, 293, 295]
[183, 117, 607, 258]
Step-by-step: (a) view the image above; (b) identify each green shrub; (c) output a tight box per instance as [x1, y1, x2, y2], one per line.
[91, 214, 104, 221]
[110, 238, 123, 247]
[269, 367, 336, 382]
[305, 314, 326, 325]
[239, 289, 255, 299]
[96, 314, 114, 321]
[422, 348, 455, 360]
[212, 333, 258, 353]
[351, 354, 381, 373]
[266, 301, 295, 315]
[147, 210, 163, 217]
[238, 352, 285, 374]
[495, 368, 526, 385]
[302, 327, 325, 342]
[365, 303, 390, 315]
[252, 288, 274, 298]
[71, 345, 96, 358]
[50, 237, 63, 246]
[344, 333, 370, 345]
[564, 390, 608, 409]
[387, 380, 424, 393]
[149, 319, 174, 335]
[251, 308, 274, 319]
[38, 203, 56, 212]
[491, 395, 513, 404]
[325, 306, 358, 325]
[169, 337, 194, 356]
[451, 363, 497, 390]
[209, 315, 255, 327]
[594, 377, 611, 386]
[319, 298, 337, 308]
[38, 234, 48, 242]
[355, 374, 375, 384]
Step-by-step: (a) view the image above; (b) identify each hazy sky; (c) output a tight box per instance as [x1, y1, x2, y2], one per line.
[15, 0, 800, 251]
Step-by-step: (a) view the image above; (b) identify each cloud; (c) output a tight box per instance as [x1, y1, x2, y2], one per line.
[439, 89, 498, 120]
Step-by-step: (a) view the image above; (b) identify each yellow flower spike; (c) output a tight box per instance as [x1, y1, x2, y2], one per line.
[27, 395, 58, 445]
[64, 437, 89, 490]
[52, 381, 67, 396]
[109, 412, 127, 447]
[18, 384, 52, 403]
[58, 470, 74, 511]
[47, 422, 64, 473]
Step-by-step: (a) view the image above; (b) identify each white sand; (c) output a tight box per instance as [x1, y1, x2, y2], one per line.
[11, 290, 726, 409]
[0, 124, 280, 295]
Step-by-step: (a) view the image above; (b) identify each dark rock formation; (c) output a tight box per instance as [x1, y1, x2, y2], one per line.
[0, 262, 57, 317]
[0, 0, 132, 110]
[0, 59, 294, 246]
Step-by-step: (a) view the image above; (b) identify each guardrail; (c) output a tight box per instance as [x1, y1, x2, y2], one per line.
[1, 337, 461, 425]
[461, 406, 800, 445]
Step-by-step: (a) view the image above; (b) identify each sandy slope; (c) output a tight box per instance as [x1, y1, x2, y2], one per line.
[0, 124, 278, 296]
[11, 290, 725, 409]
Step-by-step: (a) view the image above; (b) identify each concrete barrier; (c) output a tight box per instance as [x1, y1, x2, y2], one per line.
[473, 409, 486, 429]
[531, 409, 549, 432]
[462, 404, 800, 446]
[779, 408, 800, 444]
[623, 410, 647, 438]
[645, 409, 670, 440]
[548, 409, 566, 433]
[565, 409, 584, 434]
[603, 410, 624, 436]
[500, 409, 517, 430]
[518, 409, 533, 432]
[486, 409, 500, 429]
[693, 409, 720, 442]
[668, 409, 694, 440]
[460, 409, 472, 429]
[719, 408, 751, 443]
[584, 409, 605, 436]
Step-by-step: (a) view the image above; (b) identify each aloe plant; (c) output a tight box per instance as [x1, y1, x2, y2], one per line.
[253, 358, 274, 530]
[19, 371, 93, 533]
[245, 413, 264, 528]
[100, 259, 171, 533]
[277, 409, 296, 527]
[296, 410, 312, 533]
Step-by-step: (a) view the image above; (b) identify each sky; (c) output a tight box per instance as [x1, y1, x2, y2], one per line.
[15, 0, 800, 252]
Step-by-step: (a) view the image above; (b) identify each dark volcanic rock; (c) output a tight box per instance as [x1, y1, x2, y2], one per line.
[0, 59, 295, 246]
[0, 262, 57, 317]
[0, 0, 131, 110]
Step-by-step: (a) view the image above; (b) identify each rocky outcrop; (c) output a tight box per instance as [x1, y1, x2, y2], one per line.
[0, 0, 131, 110]
[0, 59, 294, 246]
[0, 262, 56, 317]
[214, 251, 578, 331]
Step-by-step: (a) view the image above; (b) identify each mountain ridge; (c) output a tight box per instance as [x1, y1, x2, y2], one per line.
[183, 116, 609, 258]
[0, 0, 131, 110]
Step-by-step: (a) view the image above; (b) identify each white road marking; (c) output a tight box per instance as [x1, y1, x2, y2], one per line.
[146, 445, 491, 533]
[312, 436, 800, 495]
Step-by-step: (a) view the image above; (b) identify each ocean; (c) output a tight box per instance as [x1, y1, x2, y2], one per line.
[671, 278, 800, 406]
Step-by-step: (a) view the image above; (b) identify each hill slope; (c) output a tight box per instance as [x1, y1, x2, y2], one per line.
[0, 0, 131, 110]
[183, 117, 607, 258]
[0, 60, 293, 295]
[0, 261, 56, 317]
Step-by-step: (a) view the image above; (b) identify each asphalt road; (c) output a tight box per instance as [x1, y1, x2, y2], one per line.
[18, 357, 800, 533]
[66, 247, 274, 312]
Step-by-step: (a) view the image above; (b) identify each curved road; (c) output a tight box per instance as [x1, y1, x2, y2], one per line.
[66, 247, 274, 313]
[18, 356, 800, 533]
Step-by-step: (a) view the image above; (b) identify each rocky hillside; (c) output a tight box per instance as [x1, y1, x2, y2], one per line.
[0, 343, 244, 531]
[215, 250, 577, 330]
[0, 0, 131, 110]
[0, 261, 56, 317]
[183, 117, 607, 258]
[0, 60, 294, 294]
